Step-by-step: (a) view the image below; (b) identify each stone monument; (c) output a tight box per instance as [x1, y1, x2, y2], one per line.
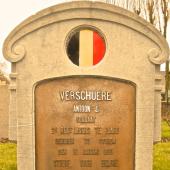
[3, 1, 169, 170]
[0, 72, 9, 139]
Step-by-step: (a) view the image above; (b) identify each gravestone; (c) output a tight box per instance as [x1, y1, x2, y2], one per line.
[0, 72, 9, 139]
[3, 1, 169, 170]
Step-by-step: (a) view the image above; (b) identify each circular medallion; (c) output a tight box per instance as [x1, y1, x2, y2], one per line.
[66, 28, 106, 67]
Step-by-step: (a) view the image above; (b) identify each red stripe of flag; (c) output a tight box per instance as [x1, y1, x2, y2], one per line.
[93, 31, 105, 65]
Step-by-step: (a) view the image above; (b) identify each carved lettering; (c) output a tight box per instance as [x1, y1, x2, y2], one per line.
[95, 105, 100, 113]
[106, 128, 119, 134]
[94, 127, 102, 134]
[80, 160, 92, 167]
[101, 160, 118, 167]
[83, 149, 99, 155]
[60, 127, 73, 134]
[99, 138, 116, 144]
[51, 127, 93, 135]
[59, 90, 112, 101]
[58, 149, 67, 155]
[74, 127, 91, 134]
[76, 116, 96, 123]
[51, 127, 57, 134]
[73, 105, 91, 113]
[55, 138, 74, 144]
[54, 160, 71, 167]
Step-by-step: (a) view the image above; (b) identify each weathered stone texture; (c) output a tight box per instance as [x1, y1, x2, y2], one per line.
[0, 79, 9, 139]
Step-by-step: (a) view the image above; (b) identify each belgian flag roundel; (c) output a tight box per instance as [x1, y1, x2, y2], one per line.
[67, 29, 106, 66]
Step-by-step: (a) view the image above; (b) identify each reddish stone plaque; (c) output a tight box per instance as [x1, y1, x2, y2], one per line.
[35, 76, 135, 170]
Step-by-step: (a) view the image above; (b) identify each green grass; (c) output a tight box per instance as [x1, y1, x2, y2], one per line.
[153, 120, 170, 170]
[161, 120, 170, 138]
[0, 143, 17, 170]
[153, 142, 170, 170]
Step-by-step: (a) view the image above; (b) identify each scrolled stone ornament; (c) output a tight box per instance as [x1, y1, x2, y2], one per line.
[3, 44, 26, 63]
[148, 48, 166, 65]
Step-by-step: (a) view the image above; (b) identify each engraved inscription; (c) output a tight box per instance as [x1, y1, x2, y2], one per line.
[59, 90, 112, 101]
[35, 76, 135, 170]
[58, 149, 67, 155]
[101, 160, 118, 167]
[99, 138, 116, 145]
[84, 138, 91, 145]
[73, 105, 91, 113]
[83, 149, 99, 155]
[76, 116, 96, 123]
[80, 160, 92, 167]
[55, 138, 74, 145]
[54, 160, 71, 167]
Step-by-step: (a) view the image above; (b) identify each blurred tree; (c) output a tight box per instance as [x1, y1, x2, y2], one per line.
[106, 0, 169, 106]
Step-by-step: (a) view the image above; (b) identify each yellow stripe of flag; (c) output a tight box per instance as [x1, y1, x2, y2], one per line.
[79, 30, 93, 67]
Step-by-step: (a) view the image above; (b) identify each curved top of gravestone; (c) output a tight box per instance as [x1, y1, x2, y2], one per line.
[3, 1, 169, 64]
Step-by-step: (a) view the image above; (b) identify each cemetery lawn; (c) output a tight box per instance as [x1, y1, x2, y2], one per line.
[153, 120, 170, 170]
[161, 120, 170, 138]
[153, 142, 170, 170]
[0, 143, 17, 170]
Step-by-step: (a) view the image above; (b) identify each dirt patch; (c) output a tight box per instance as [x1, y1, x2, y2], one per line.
[161, 137, 170, 143]
[0, 138, 17, 144]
